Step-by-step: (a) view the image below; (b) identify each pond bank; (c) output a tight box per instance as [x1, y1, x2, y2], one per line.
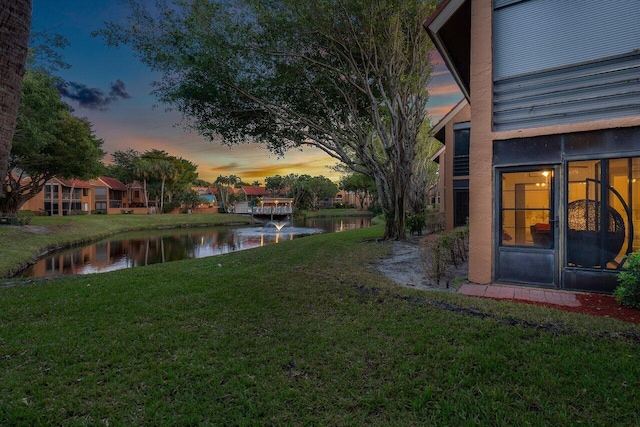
[0, 214, 255, 278]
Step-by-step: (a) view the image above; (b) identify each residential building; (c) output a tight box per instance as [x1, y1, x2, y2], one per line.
[334, 190, 371, 210]
[431, 99, 471, 230]
[127, 180, 147, 208]
[90, 176, 128, 214]
[425, 0, 640, 292]
[21, 177, 92, 216]
[21, 176, 149, 216]
[241, 185, 271, 205]
[193, 186, 217, 206]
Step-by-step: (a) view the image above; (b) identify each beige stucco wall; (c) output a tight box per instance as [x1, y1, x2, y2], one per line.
[467, 0, 640, 285]
[468, 0, 494, 284]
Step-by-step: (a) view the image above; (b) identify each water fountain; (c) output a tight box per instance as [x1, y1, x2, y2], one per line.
[237, 221, 323, 236]
[266, 221, 288, 231]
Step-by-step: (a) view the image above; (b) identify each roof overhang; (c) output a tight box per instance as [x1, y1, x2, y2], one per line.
[431, 98, 469, 143]
[430, 144, 446, 163]
[423, 0, 471, 101]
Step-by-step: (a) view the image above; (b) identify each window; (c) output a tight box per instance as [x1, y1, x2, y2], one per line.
[453, 122, 470, 176]
[567, 159, 637, 269]
[45, 184, 59, 200]
[94, 187, 107, 200]
[453, 189, 469, 227]
[501, 170, 552, 247]
[44, 201, 59, 216]
[95, 202, 107, 213]
[83, 188, 88, 197]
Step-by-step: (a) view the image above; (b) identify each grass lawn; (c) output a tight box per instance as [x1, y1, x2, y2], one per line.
[0, 213, 253, 277]
[1, 221, 639, 425]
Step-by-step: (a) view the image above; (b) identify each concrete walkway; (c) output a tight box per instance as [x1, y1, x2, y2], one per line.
[457, 284, 581, 307]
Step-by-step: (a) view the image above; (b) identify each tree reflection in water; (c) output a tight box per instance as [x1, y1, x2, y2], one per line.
[18, 216, 372, 278]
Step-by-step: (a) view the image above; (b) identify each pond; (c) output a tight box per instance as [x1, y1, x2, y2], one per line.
[17, 216, 373, 278]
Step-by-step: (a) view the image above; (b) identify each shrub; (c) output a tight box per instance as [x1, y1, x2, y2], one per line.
[419, 225, 469, 286]
[615, 251, 640, 308]
[162, 201, 181, 213]
[369, 205, 383, 216]
[407, 214, 426, 236]
[17, 211, 32, 226]
[424, 211, 446, 235]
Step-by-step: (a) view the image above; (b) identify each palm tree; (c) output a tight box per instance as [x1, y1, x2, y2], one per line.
[154, 160, 176, 213]
[0, 0, 32, 198]
[134, 159, 152, 209]
[214, 175, 240, 213]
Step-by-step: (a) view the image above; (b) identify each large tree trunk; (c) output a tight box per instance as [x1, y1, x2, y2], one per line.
[0, 0, 32, 199]
[0, 191, 21, 215]
[377, 167, 409, 241]
[0, 171, 48, 215]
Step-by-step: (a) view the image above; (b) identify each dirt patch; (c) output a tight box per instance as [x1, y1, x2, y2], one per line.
[21, 225, 50, 235]
[372, 235, 467, 292]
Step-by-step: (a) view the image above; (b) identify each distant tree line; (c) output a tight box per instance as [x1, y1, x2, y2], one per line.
[106, 148, 198, 213]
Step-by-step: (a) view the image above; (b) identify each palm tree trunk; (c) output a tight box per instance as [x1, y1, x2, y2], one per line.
[0, 0, 32, 198]
[143, 179, 148, 208]
[160, 177, 165, 213]
[68, 182, 75, 216]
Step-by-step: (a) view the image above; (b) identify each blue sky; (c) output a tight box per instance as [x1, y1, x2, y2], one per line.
[32, 0, 462, 183]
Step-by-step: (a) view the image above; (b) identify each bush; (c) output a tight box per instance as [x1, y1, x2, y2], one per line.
[369, 205, 382, 216]
[407, 214, 426, 235]
[162, 201, 181, 214]
[17, 211, 33, 226]
[419, 225, 469, 286]
[615, 251, 640, 308]
[424, 211, 446, 234]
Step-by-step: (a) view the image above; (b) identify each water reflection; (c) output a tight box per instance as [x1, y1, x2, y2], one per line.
[300, 216, 372, 233]
[18, 216, 372, 277]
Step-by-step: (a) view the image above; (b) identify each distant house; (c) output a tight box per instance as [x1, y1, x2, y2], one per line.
[240, 186, 271, 206]
[90, 176, 128, 214]
[187, 186, 218, 213]
[193, 186, 217, 205]
[20, 175, 152, 216]
[127, 180, 147, 208]
[430, 99, 470, 230]
[21, 177, 93, 216]
[424, 0, 640, 292]
[335, 190, 371, 210]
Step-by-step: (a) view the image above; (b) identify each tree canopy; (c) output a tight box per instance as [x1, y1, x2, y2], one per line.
[0, 69, 104, 214]
[214, 175, 240, 212]
[264, 173, 339, 211]
[340, 172, 375, 210]
[107, 148, 199, 212]
[100, 0, 436, 239]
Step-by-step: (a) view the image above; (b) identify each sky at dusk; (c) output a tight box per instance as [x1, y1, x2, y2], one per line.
[31, 0, 462, 184]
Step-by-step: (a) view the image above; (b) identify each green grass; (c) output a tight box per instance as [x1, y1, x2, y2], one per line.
[1, 222, 640, 425]
[0, 213, 253, 277]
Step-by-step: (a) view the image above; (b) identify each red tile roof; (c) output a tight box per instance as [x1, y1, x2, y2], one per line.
[56, 177, 92, 189]
[242, 186, 270, 197]
[99, 176, 128, 191]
